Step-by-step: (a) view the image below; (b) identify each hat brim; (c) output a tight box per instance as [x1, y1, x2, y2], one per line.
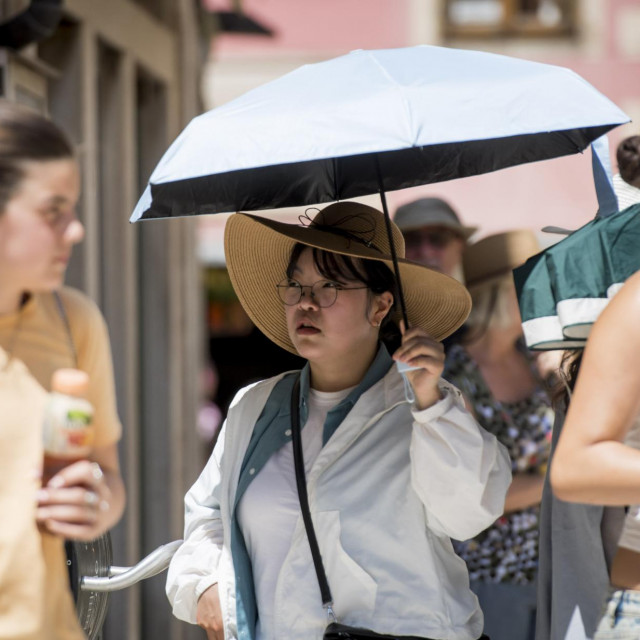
[225, 213, 471, 355]
[397, 220, 478, 240]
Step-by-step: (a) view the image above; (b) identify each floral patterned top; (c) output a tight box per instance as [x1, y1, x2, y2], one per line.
[443, 342, 554, 585]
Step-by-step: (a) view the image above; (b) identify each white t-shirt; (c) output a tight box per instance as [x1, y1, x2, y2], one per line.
[237, 385, 353, 640]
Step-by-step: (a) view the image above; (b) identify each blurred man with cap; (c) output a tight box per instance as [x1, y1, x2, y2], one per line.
[394, 197, 477, 281]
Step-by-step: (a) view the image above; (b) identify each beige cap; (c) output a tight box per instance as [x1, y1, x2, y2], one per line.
[394, 197, 477, 239]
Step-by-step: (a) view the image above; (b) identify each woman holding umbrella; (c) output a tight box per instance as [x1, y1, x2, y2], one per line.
[167, 201, 511, 640]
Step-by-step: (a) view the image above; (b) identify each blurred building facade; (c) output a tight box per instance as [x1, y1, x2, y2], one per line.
[1, 1, 204, 638]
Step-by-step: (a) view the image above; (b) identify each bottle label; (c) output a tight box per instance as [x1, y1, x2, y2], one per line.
[43, 395, 94, 458]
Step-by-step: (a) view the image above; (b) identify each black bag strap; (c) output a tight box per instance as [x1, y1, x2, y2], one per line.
[290, 375, 491, 640]
[290, 375, 336, 621]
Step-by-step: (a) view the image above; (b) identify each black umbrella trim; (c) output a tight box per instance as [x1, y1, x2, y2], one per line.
[140, 125, 616, 220]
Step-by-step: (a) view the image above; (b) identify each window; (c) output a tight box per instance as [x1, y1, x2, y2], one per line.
[444, 0, 577, 38]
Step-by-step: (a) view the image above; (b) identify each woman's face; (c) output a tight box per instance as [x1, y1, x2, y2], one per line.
[0, 159, 83, 296]
[284, 248, 386, 364]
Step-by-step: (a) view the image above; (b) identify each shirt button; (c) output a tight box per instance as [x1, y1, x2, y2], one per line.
[285, 429, 292, 436]
[249, 468, 255, 475]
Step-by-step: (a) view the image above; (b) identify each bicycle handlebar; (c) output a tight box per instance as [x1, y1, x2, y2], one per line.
[81, 540, 183, 592]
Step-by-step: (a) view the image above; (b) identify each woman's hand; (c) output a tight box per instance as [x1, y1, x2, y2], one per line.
[197, 583, 224, 640]
[393, 322, 444, 410]
[36, 460, 113, 541]
[36, 444, 125, 540]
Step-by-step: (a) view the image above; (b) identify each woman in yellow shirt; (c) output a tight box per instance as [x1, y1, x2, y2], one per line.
[0, 101, 125, 640]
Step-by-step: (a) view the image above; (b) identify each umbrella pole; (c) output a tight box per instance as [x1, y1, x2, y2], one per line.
[374, 154, 410, 329]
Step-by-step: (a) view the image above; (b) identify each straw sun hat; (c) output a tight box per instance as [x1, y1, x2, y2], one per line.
[463, 230, 540, 290]
[224, 201, 472, 355]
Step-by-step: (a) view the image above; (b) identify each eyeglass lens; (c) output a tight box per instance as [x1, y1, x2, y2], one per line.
[277, 279, 339, 308]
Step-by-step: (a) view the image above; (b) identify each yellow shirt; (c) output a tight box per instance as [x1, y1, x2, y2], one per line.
[0, 288, 122, 640]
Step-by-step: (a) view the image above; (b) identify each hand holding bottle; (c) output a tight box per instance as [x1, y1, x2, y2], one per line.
[37, 368, 112, 540]
[36, 459, 113, 541]
[42, 368, 94, 483]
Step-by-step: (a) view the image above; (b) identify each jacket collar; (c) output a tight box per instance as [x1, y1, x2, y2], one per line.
[298, 343, 394, 444]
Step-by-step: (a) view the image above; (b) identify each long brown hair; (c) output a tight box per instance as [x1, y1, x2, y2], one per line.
[0, 101, 74, 212]
[552, 349, 584, 409]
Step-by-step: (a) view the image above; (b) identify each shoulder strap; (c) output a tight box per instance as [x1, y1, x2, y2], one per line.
[290, 375, 336, 621]
[53, 291, 78, 368]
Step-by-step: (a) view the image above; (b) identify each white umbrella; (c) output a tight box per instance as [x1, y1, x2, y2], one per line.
[131, 45, 627, 223]
[131, 44, 628, 326]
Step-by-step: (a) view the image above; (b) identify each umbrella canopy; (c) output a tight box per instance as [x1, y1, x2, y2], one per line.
[514, 203, 640, 350]
[131, 45, 628, 222]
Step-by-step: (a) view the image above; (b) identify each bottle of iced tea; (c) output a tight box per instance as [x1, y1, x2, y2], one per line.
[42, 368, 94, 485]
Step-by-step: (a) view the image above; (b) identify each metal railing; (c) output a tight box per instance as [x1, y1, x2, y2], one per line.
[81, 539, 182, 592]
[68, 536, 182, 639]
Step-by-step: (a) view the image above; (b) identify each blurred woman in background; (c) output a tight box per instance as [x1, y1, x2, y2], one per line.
[0, 101, 125, 640]
[444, 230, 555, 640]
[613, 134, 640, 209]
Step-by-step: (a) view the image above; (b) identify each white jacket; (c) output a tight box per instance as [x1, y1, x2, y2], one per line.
[167, 366, 511, 639]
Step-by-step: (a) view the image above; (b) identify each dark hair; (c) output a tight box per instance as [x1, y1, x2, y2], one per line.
[286, 243, 401, 347]
[616, 135, 640, 186]
[0, 100, 74, 212]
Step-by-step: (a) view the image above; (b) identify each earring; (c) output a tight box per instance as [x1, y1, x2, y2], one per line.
[372, 319, 381, 328]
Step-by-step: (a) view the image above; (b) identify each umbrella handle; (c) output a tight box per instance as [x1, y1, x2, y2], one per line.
[374, 154, 410, 330]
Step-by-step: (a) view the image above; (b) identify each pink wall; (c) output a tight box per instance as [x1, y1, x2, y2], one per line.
[386, 153, 598, 240]
[205, 0, 409, 56]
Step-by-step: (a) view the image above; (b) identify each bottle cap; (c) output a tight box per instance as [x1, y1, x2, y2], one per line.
[51, 368, 90, 397]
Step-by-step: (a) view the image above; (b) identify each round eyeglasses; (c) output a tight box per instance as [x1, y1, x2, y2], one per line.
[276, 278, 368, 308]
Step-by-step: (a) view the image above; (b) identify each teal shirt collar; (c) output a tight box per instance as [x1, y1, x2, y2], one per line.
[298, 344, 394, 444]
